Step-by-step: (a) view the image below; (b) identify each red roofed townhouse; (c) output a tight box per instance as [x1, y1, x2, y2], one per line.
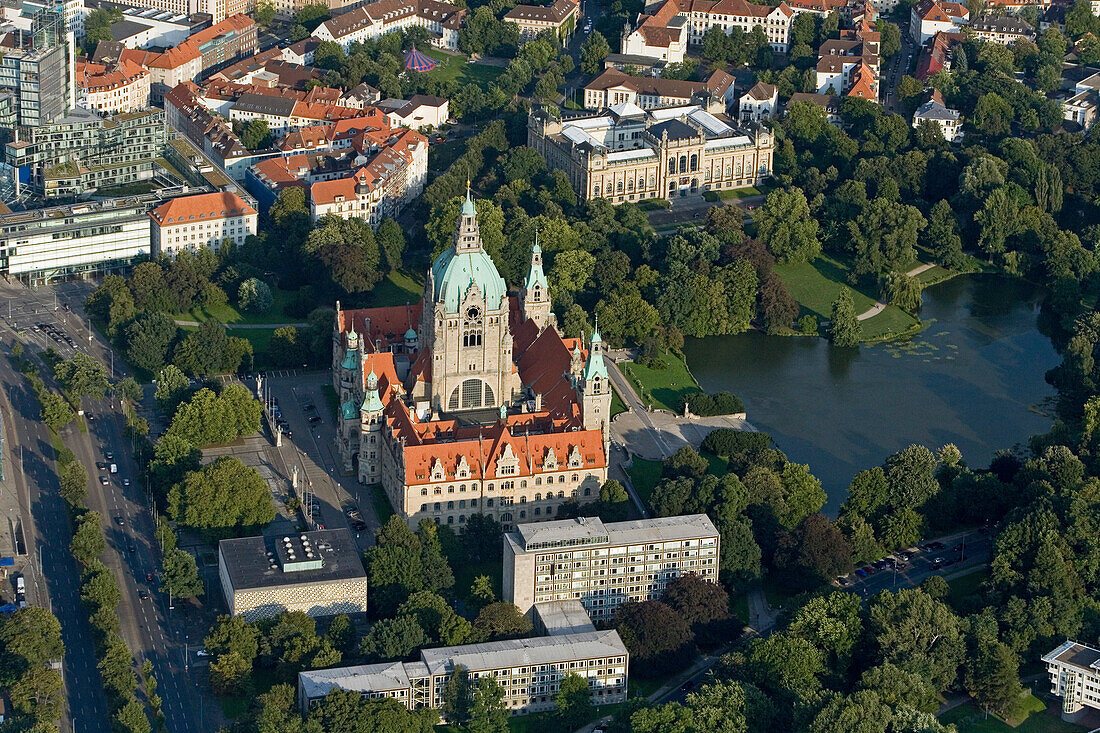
[332, 191, 610, 531]
[910, 0, 968, 44]
[311, 0, 467, 51]
[75, 58, 151, 114]
[149, 191, 258, 257]
[621, 0, 793, 62]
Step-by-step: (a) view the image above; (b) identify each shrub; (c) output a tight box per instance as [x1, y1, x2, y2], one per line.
[799, 315, 818, 335]
[677, 390, 744, 416]
[237, 278, 273, 313]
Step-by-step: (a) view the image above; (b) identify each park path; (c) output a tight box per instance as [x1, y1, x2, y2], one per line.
[173, 319, 308, 328]
[854, 262, 936, 321]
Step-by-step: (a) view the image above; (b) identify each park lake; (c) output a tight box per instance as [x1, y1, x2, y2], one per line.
[683, 275, 1059, 512]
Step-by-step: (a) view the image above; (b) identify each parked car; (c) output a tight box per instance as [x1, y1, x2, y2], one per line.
[115, 516, 125, 525]
[308, 415, 322, 424]
[146, 572, 154, 582]
[104, 452, 113, 461]
[96, 461, 107, 470]
[138, 589, 149, 600]
[99, 476, 109, 485]
[854, 568, 868, 578]
[836, 576, 851, 586]
[861, 565, 876, 575]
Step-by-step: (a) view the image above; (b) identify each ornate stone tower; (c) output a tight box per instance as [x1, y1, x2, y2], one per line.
[358, 368, 385, 484]
[519, 238, 551, 332]
[421, 186, 514, 414]
[578, 321, 612, 452]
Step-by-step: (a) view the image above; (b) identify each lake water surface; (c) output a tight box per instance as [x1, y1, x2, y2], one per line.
[682, 275, 1058, 512]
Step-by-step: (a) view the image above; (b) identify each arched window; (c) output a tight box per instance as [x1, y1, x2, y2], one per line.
[679, 155, 687, 172]
[535, 493, 541, 501]
[558, 475, 566, 483]
[462, 329, 482, 347]
[690, 154, 698, 171]
[451, 379, 494, 410]
[584, 488, 591, 497]
[447, 501, 454, 509]
[668, 156, 676, 173]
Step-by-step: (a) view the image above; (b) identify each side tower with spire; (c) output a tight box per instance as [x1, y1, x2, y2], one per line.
[519, 238, 552, 332]
[578, 320, 612, 453]
[358, 368, 386, 485]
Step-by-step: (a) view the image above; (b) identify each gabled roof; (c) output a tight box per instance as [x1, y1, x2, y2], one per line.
[743, 81, 777, 101]
[149, 192, 256, 225]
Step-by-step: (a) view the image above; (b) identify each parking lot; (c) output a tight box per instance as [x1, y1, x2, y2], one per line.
[837, 529, 993, 597]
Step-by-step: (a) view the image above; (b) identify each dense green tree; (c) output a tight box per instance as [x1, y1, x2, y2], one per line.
[757, 188, 821, 264]
[167, 456, 275, 530]
[59, 460, 88, 507]
[173, 319, 251, 376]
[442, 665, 472, 726]
[972, 93, 1013, 136]
[0, 607, 64, 677]
[472, 602, 533, 643]
[788, 592, 862, 666]
[467, 677, 509, 733]
[54, 352, 109, 405]
[154, 365, 191, 415]
[965, 639, 1024, 716]
[69, 511, 106, 566]
[828, 289, 861, 347]
[162, 548, 203, 599]
[360, 615, 427, 661]
[556, 672, 595, 729]
[125, 312, 179, 374]
[860, 662, 940, 713]
[240, 119, 273, 151]
[869, 588, 964, 691]
[924, 200, 966, 270]
[164, 385, 261, 448]
[238, 278, 274, 313]
[884, 444, 938, 510]
[613, 601, 694, 676]
[209, 651, 252, 696]
[10, 666, 63, 723]
[581, 31, 611, 74]
[205, 614, 260, 664]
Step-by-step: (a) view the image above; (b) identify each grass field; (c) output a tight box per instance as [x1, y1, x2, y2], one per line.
[628, 458, 663, 509]
[424, 50, 505, 90]
[619, 350, 700, 413]
[947, 568, 988, 610]
[940, 695, 1085, 733]
[703, 186, 762, 201]
[365, 270, 423, 308]
[368, 483, 394, 525]
[611, 387, 628, 418]
[173, 287, 300, 325]
[775, 255, 921, 342]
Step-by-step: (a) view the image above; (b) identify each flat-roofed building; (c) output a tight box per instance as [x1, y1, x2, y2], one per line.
[217, 528, 368, 621]
[504, 514, 720, 617]
[297, 628, 628, 715]
[0, 194, 163, 285]
[1044, 641, 1100, 722]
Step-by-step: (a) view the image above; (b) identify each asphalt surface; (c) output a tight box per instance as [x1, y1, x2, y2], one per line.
[0, 280, 219, 732]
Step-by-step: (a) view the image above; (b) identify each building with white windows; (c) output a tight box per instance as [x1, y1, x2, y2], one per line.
[621, 0, 794, 63]
[0, 195, 163, 285]
[503, 514, 720, 618]
[970, 14, 1034, 44]
[912, 89, 961, 140]
[739, 81, 777, 121]
[75, 58, 151, 114]
[583, 68, 735, 112]
[311, 0, 466, 51]
[527, 103, 773, 203]
[149, 191, 257, 256]
[910, 0, 968, 44]
[1044, 641, 1100, 723]
[218, 529, 369, 621]
[504, 0, 579, 41]
[298, 627, 628, 716]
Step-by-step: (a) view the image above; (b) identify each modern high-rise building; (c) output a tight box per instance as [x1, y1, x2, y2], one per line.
[0, 8, 76, 130]
[503, 514, 720, 618]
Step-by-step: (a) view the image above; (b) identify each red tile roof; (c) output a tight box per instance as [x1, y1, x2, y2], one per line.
[149, 192, 256, 226]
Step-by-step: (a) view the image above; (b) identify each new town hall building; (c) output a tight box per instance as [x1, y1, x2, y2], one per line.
[332, 191, 611, 531]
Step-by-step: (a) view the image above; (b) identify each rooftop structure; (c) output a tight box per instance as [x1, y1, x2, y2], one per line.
[217, 528, 368, 620]
[1044, 641, 1100, 723]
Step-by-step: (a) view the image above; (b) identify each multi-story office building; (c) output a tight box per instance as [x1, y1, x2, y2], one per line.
[0, 193, 161, 284]
[217, 529, 369, 621]
[527, 103, 773, 203]
[503, 514, 720, 617]
[298, 628, 628, 715]
[0, 8, 75, 129]
[1044, 641, 1100, 723]
[149, 190, 257, 256]
[4, 107, 167, 198]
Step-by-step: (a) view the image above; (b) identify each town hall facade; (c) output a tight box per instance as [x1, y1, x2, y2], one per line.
[332, 190, 611, 531]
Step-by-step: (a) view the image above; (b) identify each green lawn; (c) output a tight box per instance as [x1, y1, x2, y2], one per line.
[610, 386, 628, 418]
[619, 350, 700, 413]
[732, 593, 749, 625]
[364, 270, 423, 308]
[424, 50, 505, 90]
[172, 287, 301, 326]
[940, 695, 1085, 733]
[628, 458, 663, 510]
[774, 255, 921, 342]
[438, 701, 627, 733]
[368, 482, 394, 525]
[947, 568, 988, 610]
[703, 186, 762, 202]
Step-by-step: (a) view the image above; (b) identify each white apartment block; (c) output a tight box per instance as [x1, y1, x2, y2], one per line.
[298, 629, 629, 716]
[503, 514, 720, 618]
[76, 59, 151, 115]
[1044, 641, 1100, 723]
[149, 191, 257, 256]
[910, 0, 969, 45]
[0, 196, 156, 285]
[621, 0, 792, 63]
[311, 0, 465, 52]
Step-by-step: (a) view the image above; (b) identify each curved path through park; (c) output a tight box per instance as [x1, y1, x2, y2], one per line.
[855, 262, 937, 321]
[173, 319, 308, 328]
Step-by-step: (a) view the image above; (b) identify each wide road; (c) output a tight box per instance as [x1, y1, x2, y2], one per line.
[0, 344, 110, 731]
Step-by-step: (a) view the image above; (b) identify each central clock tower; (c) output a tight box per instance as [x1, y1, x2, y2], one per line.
[421, 187, 515, 415]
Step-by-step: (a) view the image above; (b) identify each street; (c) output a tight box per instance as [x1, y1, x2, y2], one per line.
[0, 279, 218, 733]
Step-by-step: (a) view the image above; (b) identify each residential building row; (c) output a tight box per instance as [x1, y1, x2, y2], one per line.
[311, 0, 466, 52]
[503, 0, 579, 42]
[504, 514, 720, 619]
[527, 102, 773, 204]
[75, 57, 151, 115]
[0, 188, 254, 283]
[621, 0, 795, 64]
[583, 67, 735, 112]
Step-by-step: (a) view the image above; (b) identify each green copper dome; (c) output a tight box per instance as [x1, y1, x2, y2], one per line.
[431, 247, 507, 314]
[405, 328, 417, 340]
[361, 387, 384, 413]
[340, 348, 358, 371]
[341, 399, 358, 420]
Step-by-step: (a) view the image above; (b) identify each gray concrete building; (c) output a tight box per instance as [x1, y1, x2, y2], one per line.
[504, 514, 720, 618]
[217, 529, 368, 621]
[298, 627, 628, 716]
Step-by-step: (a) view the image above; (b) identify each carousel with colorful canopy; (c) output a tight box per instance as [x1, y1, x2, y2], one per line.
[403, 48, 437, 72]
